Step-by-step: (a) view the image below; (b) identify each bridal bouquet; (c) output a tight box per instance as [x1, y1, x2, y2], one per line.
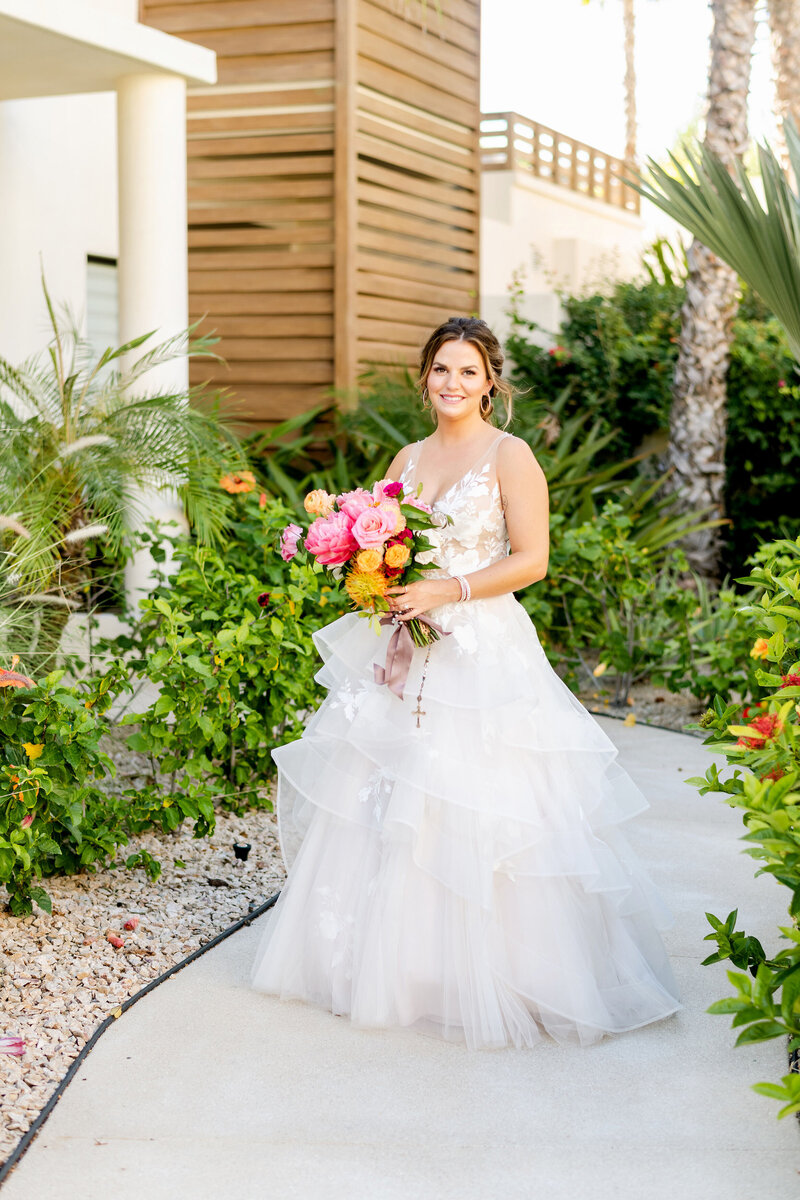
[278, 478, 446, 649]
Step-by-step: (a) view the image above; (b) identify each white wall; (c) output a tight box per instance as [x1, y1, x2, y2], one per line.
[0, 91, 118, 362]
[481, 168, 655, 348]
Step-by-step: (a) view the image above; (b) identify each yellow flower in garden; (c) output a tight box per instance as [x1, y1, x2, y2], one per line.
[749, 638, 770, 660]
[592, 662, 608, 678]
[345, 568, 388, 610]
[304, 489, 336, 517]
[23, 743, 43, 759]
[623, 713, 636, 727]
[384, 543, 410, 570]
[356, 548, 383, 572]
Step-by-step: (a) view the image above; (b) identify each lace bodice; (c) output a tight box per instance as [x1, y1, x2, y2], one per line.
[400, 432, 511, 577]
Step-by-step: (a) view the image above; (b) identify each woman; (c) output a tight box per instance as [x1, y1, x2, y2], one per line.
[251, 316, 681, 1048]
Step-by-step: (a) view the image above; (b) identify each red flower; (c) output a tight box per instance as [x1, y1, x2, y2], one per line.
[781, 673, 800, 687]
[759, 767, 785, 782]
[20, 813, 33, 829]
[737, 712, 784, 749]
[257, 593, 270, 608]
[258, 492, 267, 509]
[382, 481, 404, 499]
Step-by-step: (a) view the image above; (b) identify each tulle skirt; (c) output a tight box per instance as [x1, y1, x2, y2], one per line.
[250, 595, 681, 1048]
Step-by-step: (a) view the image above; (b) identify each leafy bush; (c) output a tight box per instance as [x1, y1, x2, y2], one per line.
[687, 534, 800, 1118]
[0, 661, 132, 915]
[505, 274, 800, 574]
[114, 489, 349, 819]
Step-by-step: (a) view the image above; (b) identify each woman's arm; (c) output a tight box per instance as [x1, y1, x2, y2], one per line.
[386, 436, 549, 617]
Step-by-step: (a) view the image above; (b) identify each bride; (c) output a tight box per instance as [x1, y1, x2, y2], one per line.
[250, 315, 681, 1048]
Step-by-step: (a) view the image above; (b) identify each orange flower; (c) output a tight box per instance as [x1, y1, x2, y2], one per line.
[0, 668, 35, 689]
[344, 568, 388, 610]
[220, 470, 256, 495]
[356, 548, 383, 572]
[384, 543, 410, 569]
[258, 492, 268, 509]
[736, 712, 783, 749]
[749, 637, 770, 660]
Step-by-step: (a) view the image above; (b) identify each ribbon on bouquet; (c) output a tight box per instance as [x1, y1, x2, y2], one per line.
[373, 615, 450, 699]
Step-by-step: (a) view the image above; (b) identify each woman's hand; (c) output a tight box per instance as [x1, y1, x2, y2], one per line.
[385, 577, 460, 621]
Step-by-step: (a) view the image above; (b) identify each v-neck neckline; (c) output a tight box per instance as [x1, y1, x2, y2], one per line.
[409, 432, 507, 507]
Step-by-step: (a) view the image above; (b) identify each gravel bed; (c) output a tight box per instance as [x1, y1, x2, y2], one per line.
[579, 680, 707, 735]
[0, 800, 285, 1166]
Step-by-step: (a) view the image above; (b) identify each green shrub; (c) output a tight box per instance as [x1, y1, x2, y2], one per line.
[687, 534, 800, 1118]
[114, 491, 349, 820]
[0, 661, 131, 915]
[506, 275, 800, 574]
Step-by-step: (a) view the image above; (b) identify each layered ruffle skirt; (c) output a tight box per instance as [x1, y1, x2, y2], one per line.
[250, 596, 681, 1048]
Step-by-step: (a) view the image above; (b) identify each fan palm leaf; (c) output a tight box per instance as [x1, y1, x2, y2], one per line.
[627, 120, 800, 362]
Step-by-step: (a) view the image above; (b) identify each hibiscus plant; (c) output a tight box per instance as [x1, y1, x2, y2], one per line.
[687, 534, 800, 1118]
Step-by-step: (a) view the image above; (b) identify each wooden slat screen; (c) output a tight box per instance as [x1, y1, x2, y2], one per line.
[140, 0, 480, 426]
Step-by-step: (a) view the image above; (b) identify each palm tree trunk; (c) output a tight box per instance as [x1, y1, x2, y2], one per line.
[766, 0, 800, 169]
[623, 0, 637, 167]
[670, 0, 756, 579]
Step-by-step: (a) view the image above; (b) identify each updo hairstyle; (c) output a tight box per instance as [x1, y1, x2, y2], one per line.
[417, 316, 514, 426]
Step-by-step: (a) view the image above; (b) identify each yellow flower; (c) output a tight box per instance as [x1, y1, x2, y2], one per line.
[592, 662, 608, 678]
[356, 548, 383, 572]
[384, 543, 410, 570]
[344, 568, 388, 610]
[749, 638, 770, 660]
[23, 743, 44, 759]
[304, 489, 336, 517]
[623, 713, 636, 727]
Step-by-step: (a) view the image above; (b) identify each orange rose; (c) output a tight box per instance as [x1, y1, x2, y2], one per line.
[385, 543, 410, 569]
[304, 489, 336, 517]
[356, 548, 383, 572]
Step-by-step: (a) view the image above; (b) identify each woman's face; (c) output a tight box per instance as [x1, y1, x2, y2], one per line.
[426, 339, 490, 424]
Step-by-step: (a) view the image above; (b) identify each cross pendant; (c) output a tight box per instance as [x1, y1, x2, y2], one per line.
[413, 703, 425, 728]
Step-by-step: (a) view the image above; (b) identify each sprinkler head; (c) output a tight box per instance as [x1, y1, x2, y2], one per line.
[233, 841, 251, 862]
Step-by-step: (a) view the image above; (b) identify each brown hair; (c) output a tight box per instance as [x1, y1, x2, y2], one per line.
[417, 316, 514, 426]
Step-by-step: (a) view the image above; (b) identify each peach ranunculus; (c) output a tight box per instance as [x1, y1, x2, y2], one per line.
[356, 548, 383, 573]
[376, 499, 406, 534]
[304, 489, 336, 517]
[749, 637, 770, 660]
[384, 543, 410, 570]
[304, 511, 359, 565]
[220, 470, 256, 494]
[338, 488, 374, 522]
[351, 506, 397, 550]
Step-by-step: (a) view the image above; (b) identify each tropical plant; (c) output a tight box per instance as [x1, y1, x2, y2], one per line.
[686, 534, 800, 1118]
[0, 276, 246, 666]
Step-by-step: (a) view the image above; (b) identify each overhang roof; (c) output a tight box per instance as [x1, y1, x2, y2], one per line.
[0, 0, 216, 100]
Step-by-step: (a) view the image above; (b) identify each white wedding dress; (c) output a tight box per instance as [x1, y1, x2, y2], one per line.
[251, 431, 681, 1048]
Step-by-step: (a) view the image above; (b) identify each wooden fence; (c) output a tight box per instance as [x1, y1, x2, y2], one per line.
[141, 0, 481, 428]
[480, 111, 639, 214]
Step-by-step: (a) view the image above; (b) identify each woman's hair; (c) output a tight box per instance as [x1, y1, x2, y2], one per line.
[417, 316, 514, 426]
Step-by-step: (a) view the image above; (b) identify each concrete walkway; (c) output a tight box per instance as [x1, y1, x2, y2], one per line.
[2, 719, 798, 1199]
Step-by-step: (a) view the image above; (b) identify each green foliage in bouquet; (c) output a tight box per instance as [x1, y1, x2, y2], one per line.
[686, 535, 800, 1118]
[114, 491, 349, 821]
[0, 661, 131, 915]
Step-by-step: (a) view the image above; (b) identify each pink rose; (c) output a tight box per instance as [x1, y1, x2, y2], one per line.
[351, 506, 397, 549]
[337, 488, 373, 522]
[304, 511, 359, 565]
[279, 523, 302, 562]
[381, 480, 404, 499]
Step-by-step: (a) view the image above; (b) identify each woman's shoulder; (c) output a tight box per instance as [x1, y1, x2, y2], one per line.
[387, 439, 424, 480]
[496, 433, 546, 480]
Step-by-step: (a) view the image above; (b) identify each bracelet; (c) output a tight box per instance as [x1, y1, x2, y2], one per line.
[453, 574, 471, 603]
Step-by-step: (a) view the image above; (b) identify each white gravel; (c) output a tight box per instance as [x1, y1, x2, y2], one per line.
[0, 800, 285, 1165]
